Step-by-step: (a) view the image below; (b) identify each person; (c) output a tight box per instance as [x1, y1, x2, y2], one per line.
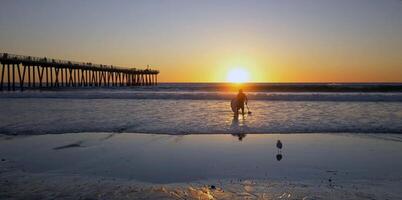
[236, 89, 248, 116]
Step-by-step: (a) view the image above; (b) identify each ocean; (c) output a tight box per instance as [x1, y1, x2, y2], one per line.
[0, 83, 402, 135]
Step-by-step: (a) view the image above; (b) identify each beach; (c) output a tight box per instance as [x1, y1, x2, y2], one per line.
[1, 132, 402, 199]
[2, 0, 402, 198]
[1, 84, 402, 199]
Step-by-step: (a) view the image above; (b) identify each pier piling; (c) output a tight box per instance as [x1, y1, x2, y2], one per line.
[0, 53, 159, 91]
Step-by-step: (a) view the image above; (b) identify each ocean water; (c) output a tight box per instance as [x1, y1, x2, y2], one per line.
[0, 83, 401, 135]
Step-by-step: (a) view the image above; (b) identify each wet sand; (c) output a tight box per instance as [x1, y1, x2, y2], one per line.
[1, 133, 402, 199]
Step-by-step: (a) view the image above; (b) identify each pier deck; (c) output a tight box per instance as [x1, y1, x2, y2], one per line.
[0, 53, 159, 91]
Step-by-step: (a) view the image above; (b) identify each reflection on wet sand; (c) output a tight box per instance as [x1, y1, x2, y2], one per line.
[231, 133, 247, 141]
[230, 115, 248, 141]
[230, 116, 285, 161]
[276, 140, 283, 161]
[276, 154, 283, 161]
[2, 131, 402, 200]
[229, 119, 285, 162]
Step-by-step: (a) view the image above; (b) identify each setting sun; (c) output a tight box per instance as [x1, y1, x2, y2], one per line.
[226, 68, 250, 83]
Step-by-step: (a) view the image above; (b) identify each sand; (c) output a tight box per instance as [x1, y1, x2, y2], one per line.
[1, 133, 402, 199]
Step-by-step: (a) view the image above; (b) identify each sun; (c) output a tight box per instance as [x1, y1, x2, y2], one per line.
[226, 68, 250, 83]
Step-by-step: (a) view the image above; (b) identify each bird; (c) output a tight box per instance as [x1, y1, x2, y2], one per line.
[276, 140, 283, 150]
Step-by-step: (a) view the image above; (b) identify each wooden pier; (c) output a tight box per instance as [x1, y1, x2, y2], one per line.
[0, 53, 159, 91]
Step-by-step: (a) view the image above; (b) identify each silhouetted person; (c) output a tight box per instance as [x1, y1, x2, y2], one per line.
[236, 89, 248, 116]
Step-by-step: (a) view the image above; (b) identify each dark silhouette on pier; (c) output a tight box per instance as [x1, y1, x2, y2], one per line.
[0, 53, 159, 91]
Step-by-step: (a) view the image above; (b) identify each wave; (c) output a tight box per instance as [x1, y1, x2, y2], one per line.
[1, 125, 402, 136]
[1, 90, 402, 102]
[153, 83, 402, 93]
[1, 93, 401, 135]
[3, 83, 402, 93]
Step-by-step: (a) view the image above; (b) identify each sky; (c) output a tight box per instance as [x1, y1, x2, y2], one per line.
[1, 0, 402, 82]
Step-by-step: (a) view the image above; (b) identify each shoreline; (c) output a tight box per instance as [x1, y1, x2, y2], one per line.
[1, 98, 401, 135]
[2, 132, 402, 138]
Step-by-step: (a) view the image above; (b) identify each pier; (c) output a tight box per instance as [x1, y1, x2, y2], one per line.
[0, 53, 159, 91]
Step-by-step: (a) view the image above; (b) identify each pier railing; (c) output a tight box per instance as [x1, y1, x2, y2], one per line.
[0, 53, 159, 91]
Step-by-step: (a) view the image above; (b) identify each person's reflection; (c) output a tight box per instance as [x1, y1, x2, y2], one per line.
[231, 133, 246, 141]
[276, 140, 283, 161]
[230, 115, 247, 141]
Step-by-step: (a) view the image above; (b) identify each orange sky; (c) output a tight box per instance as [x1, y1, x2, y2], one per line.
[1, 1, 401, 83]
